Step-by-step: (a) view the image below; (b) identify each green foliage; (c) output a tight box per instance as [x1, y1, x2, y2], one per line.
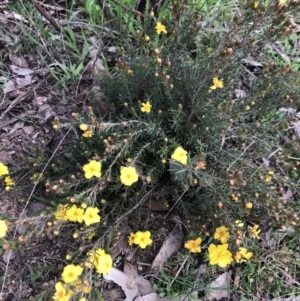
[4, 0, 300, 299]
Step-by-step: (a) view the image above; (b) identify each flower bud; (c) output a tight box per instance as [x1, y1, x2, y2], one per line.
[244, 202, 253, 209]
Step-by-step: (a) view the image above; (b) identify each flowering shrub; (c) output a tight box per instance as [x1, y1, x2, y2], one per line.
[3, 0, 300, 299]
[42, 0, 300, 296]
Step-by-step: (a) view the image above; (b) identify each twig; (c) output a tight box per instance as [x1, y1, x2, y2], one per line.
[227, 141, 255, 171]
[27, 0, 62, 32]
[165, 188, 189, 219]
[0, 129, 71, 296]
[97, 0, 117, 30]
[170, 255, 188, 285]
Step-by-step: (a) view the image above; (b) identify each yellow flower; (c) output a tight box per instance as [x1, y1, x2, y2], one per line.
[133, 231, 152, 249]
[120, 166, 139, 186]
[141, 101, 152, 113]
[184, 237, 202, 253]
[79, 298, 87, 301]
[253, 1, 259, 8]
[234, 247, 253, 263]
[66, 205, 84, 223]
[53, 282, 73, 301]
[128, 233, 136, 246]
[144, 35, 150, 42]
[79, 124, 88, 131]
[82, 130, 93, 138]
[265, 175, 272, 182]
[127, 69, 134, 76]
[208, 243, 233, 268]
[4, 176, 14, 186]
[234, 251, 243, 263]
[210, 77, 223, 90]
[0, 162, 9, 176]
[95, 252, 113, 274]
[239, 247, 253, 260]
[214, 226, 230, 244]
[83, 160, 102, 179]
[0, 220, 8, 238]
[87, 249, 104, 268]
[249, 224, 260, 239]
[171, 146, 188, 165]
[234, 220, 244, 227]
[82, 207, 101, 226]
[61, 264, 83, 284]
[55, 204, 69, 221]
[87, 248, 112, 274]
[155, 22, 167, 35]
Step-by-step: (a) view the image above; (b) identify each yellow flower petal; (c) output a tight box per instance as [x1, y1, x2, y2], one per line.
[155, 22, 167, 35]
[83, 160, 102, 179]
[120, 166, 139, 186]
[141, 101, 152, 113]
[171, 146, 188, 165]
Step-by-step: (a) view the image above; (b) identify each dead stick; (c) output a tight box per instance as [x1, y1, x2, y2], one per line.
[28, 0, 62, 32]
[97, 0, 117, 30]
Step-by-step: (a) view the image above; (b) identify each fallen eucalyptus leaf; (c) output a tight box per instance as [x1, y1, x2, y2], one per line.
[103, 267, 139, 301]
[123, 261, 154, 295]
[206, 271, 232, 301]
[152, 224, 183, 269]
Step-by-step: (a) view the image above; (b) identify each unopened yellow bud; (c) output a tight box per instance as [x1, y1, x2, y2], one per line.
[66, 254, 72, 260]
[244, 202, 253, 209]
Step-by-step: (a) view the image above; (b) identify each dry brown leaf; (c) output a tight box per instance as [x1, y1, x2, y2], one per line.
[123, 261, 139, 289]
[0, 151, 14, 164]
[10, 65, 32, 75]
[206, 271, 232, 301]
[23, 126, 34, 135]
[123, 261, 154, 296]
[33, 96, 48, 107]
[4, 76, 36, 94]
[9, 53, 28, 68]
[38, 104, 53, 120]
[103, 267, 139, 301]
[8, 120, 24, 135]
[152, 223, 183, 269]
